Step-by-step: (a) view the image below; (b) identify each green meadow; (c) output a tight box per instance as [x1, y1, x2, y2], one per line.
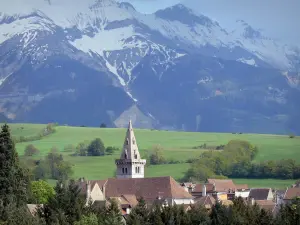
[4, 123, 300, 188]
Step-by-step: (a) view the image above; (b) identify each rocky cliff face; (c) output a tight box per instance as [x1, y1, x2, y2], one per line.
[0, 0, 299, 133]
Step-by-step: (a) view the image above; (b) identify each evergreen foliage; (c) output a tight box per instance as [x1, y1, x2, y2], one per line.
[0, 124, 30, 207]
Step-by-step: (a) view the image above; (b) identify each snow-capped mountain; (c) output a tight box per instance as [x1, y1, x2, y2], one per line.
[0, 0, 299, 133]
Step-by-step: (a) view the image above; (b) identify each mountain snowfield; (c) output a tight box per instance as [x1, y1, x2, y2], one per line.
[0, 0, 299, 133]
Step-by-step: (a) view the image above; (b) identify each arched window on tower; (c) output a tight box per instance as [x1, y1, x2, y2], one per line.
[126, 138, 129, 145]
[134, 150, 137, 159]
[124, 149, 128, 159]
[133, 138, 135, 144]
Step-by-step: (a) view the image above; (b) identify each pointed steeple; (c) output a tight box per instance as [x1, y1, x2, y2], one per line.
[120, 120, 141, 160]
[115, 120, 146, 178]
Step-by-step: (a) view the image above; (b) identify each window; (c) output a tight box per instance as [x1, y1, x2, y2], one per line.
[125, 154, 128, 159]
[133, 139, 135, 144]
[122, 168, 125, 174]
[126, 138, 129, 145]
[125, 168, 128, 174]
[134, 150, 137, 159]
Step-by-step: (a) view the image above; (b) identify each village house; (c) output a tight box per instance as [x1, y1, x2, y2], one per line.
[77, 121, 194, 214]
[248, 188, 274, 201]
[282, 187, 300, 205]
[182, 179, 248, 202]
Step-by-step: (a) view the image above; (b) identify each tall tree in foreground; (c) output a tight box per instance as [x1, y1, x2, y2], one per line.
[0, 124, 32, 223]
[0, 124, 30, 204]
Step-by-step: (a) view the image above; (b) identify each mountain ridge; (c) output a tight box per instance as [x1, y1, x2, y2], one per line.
[0, 0, 299, 134]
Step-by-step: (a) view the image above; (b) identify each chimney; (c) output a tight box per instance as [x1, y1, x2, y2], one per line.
[202, 184, 207, 197]
[251, 198, 255, 206]
[86, 181, 91, 203]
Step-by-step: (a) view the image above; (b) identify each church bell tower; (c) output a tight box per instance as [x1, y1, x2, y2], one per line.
[115, 120, 146, 178]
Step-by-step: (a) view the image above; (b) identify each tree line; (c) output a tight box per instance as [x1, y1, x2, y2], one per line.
[13, 123, 57, 143]
[183, 139, 300, 181]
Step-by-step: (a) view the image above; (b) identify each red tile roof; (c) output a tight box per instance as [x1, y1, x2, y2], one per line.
[207, 179, 236, 192]
[105, 176, 192, 201]
[284, 187, 300, 200]
[193, 183, 214, 193]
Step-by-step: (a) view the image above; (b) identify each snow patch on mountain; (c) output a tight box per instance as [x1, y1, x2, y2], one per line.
[69, 25, 136, 53]
[0, 0, 133, 30]
[237, 58, 257, 67]
[0, 16, 54, 44]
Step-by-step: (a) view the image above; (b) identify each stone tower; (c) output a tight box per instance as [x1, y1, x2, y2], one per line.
[115, 120, 146, 178]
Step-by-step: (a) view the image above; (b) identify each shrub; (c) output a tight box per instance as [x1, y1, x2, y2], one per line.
[149, 145, 166, 165]
[100, 123, 107, 128]
[87, 138, 105, 156]
[64, 144, 76, 152]
[289, 133, 295, 138]
[24, 144, 40, 156]
[106, 146, 119, 155]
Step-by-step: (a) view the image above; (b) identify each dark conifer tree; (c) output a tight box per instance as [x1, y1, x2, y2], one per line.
[149, 204, 164, 225]
[99, 198, 124, 225]
[0, 124, 30, 207]
[210, 202, 229, 225]
[127, 197, 150, 225]
[187, 205, 211, 225]
[38, 179, 84, 225]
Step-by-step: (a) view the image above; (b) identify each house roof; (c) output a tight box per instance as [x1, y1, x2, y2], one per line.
[255, 200, 276, 212]
[193, 183, 214, 193]
[105, 176, 192, 201]
[195, 195, 216, 207]
[249, 188, 271, 200]
[77, 180, 107, 195]
[207, 179, 236, 192]
[284, 187, 300, 200]
[121, 194, 139, 207]
[27, 204, 43, 216]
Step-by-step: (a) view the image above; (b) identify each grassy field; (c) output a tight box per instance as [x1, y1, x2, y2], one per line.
[3, 123, 300, 188]
[233, 179, 296, 189]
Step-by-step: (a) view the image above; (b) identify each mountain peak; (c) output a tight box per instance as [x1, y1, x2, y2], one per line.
[155, 3, 216, 27]
[119, 2, 136, 11]
[235, 19, 262, 39]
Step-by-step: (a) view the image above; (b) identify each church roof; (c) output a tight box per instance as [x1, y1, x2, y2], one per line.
[104, 176, 192, 202]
